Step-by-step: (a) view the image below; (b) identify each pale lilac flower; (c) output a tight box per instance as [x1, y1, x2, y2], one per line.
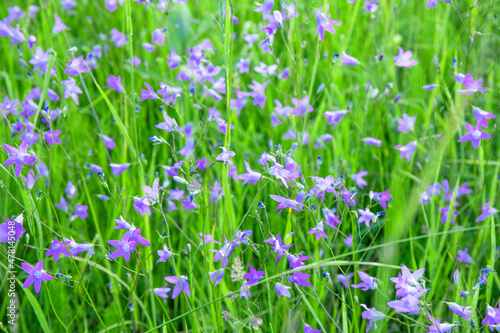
[364, 137, 382, 147]
[105, 75, 124, 93]
[151, 28, 165, 46]
[29, 47, 51, 75]
[371, 189, 392, 209]
[46, 239, 69, 262]
[210, 180, 224, 202]
[340, 51, 360, 66]
[308, 222, 328, 240]
[303, 323, 322, 333]
[475, 202, 498, 222]
[240, 161, 262, 186]
[457, 248, 472, 264]
[394, 141, 417, 162]
[269, 193, 304, 216]
[113, 216, 131, 230]
[236, 58, 250, 73]
[314, 8, 342, 41]
[352, 170, 368, 189]
[156, 244, 172, 264]
[100, 134, 116, 150]
[439, 205, 458, 224]
[264, 234, 293, 265]
[216, 147, 236, 165]
[3, 141, 36, 177]
[361, 304, 384, 332]
[110, 28, 127, 47]
[244, 34, 259, 47]
[138, 83, 158, 101]
[110, 163, 130, 175]
[482, 304, 500, 330]
[396, 114, 416, 133]
[457, 122, 491, 149]
[53, 14, 69, 34]
[22, 169, 40, 189]
[323, 110, 347, 128]
[254, 0, 274, 19]
[44, 130, 62, 146]
[338, 273, 353, 288]
[248, 80, 269, 108]
[422, 84, 438, 90]
[0, 96, 19, 118]
[365, 0, 378, 12]
[74, 204, 88, 219]
[352, 271, 377, 291]
[61, 77, 83, 105]
[472, 106, 495, 128]
[288, 271, 312, 287]
[0, 215, 25, 242]
[167, 47, 181, 70]
[153, 284, 171, 303]
[244, 264, 266, 285]
[393, 47, 418, 68]
[427, 312, 454, 332]
[64, 56, 88, 76]
[209, 269, 225, 286]
[446, 302, 473, 320]
[357, 207, 376, 228]
[155, 111, 178, 132]
[141, 177, 163, 203]
[426, 0, 451, 9]
[387, 294, 422, 315]
[210, 237, 238, 268]
[456, 73, 489, 94]
[323, 208, 342, 230]
[133, 196, 152, 216]
[108, 233, 137, 262]
[164, 275, 190, 299]
[291, 96, 313, 116]
[274, 283, 292, 298]
[240, 283, 251, 299]
[21, 261, 53, 294]
[343, 234, 353, 248]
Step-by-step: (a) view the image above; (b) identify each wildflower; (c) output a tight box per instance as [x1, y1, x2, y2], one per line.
[457, 122, 491, 149]
[243, 263, 266, 285]
[427, 312, 454, 332]
[264, 234, 293, 265]
[393, 47, 418, 68]
[352, 271, 377, 291]
[361, 304, 384, 332]
[352, 170, 368, 189]
[61, 77, 83, 105]
[426, 0, 451, 9]
[105, 75, 124, 93]
[457, 248, 472, 264]
[338, 273, 353, 288]
[475, 202, 498, 222]
[180, 195, 198, 211]
[387, 293, 422, 315]
[0, 215, 25, 242]
[44, 130, 62, 146]
[100, 134, 116, 150]
[0, 96, 19, 117]
[239, 161, 262, 186]
[53, 14, 69, 34]
[314, 8, 342, 41]
[303, 323, 322, 333]
[308, 222, 328, 240]
[323, 208, 342, 230]
[248, 80, 269, 107]
[422, 84, 438, 90]
[438, 206, 459, 224]
[3, 141, 36, 177]
[456, 73, 489, 94]
[21, 261, 53, 294]
[274, 283, 292, 298]
[210, 180, 224, 202]
[46, 239, 70, 262]
[153, 284, 171, 303]
[64, 56, 88, 76]
[363, 137, 382, 147]
[254, 0, 273, 19]
[446, 302, 473, 320]
[216, 147, 236, 165]
[138, 82, 158, 101]
[124, 228, 150, 247]
[371, 189, 392, 209]
[156, 244, 172, 264]
[108, 233, 137, 262]
[141, 177, 163, 204]
[109, 163, 130, 175]
[269, 193, 304, 216]
[472, 107, 495, 128]
[210, 237, 239, 267]
[133, 196, 152, 216]
[287, 253, 310, 269]
[340, 51, 360, 66]
[396, 114, 416, 133]
[291, 96, 313, 117]
[394, 141, 417, 162]
[357, 207, 376, 228]
[164, 275, 190, 299]
[74, 204, 88, 219]
[110, 28, 127, 47]
[343, 234, 353, 248]
[390, 264, 426, 297]
[209, 269, 225, 286]
[240, 282, 251, 299]
[482, 303, 500, 329]
[287, 271, 312, 287]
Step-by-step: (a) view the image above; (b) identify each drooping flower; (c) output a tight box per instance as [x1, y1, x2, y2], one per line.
[61, 77, 83, 105]
[357, 207, 376, 228]
[216, 147, 236, 165]
[156, 244, 172, 264]
[351, 271, 377, 291]
[446, 302, 474, 320]
[209, 269, 225, 286]
[475, 202, 498, 222]
[394, 141, 417, 162]
[361, 304, 384, 332]
[352, 170, 368, 189]
[269, 192, 304, 216]
[53, 14, 69, 34]
[274, 283, 292, 298]
[457, 122, 491, 149]
[472, 106, 495, 128]
[105, 75, 124, 93]
[426, 0, 451, 9]
[456, 248, 472, 264]
[427, 312, 454, 332]
[287, 271, 312, 287]
[363, 137, 382, 147]
[314, 8, 342, 41]
[340, 51, 360, 66]
[153, 284, 171, 303]
[110, 163, 130, 175]
[303, 323, 322, 333]
[393, 47, 418, 68]
[21, 261, 53, 294]
[167, 47, 181, 70]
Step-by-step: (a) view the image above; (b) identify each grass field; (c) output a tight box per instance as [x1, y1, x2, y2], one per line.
[0, 0, 499, 332]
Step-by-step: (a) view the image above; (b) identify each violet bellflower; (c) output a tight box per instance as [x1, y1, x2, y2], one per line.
[3, 141, 36, 177]
[164, 275, 190, 299]
[108, 233, 137, 262]
[457, 122, 491, 149]
[243, 263, 266, 285]
[21, 261, 53, 294]
[360, 304, 384, 332]
[351, 271, 377, 291]
[314, 8, 342, 41]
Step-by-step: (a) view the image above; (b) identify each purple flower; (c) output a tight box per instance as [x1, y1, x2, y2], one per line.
[352, 271, 377, 291]
[155, 111, 178, 133]
[456, 73, 489, 94]
[390, 264, 426, 297]
[269, 193, 304, 216]
[482, 304, 500, 330]
[0, 215, 25, 242]
[303, 323, 322, 333]
[394, 141, 417, 162]
[74, 204, 88, 219]
[393, 47, 418, 68]
[363, 137, 382, 147]
[438, 205, 458, 224]
[357, 207, 376, 228]
[287, 271, 312, 287]
[124, 228, 150, 247]
[314, 8, 342, 41]
[153, 284, 171, 303]
[243, 264, 266, 285]
[3, 141, 36, 177]
[151, 28, 165, 46]
[396, 114, 416, 133]
[44, 130, 62, 146]
[110, 28, 127, 47]
[239, 161, 262, 186]
[216, 147, 236, 165]
[209, 269, 225, 286]
[240, 283, 251, 299]
[61, 77, 83, 105]
[365, 0, 379, 12]
[426, 0, 451, 9]
[323, 208, 342, 230]
[210, 180, 224, 202]
[265, 234, 293, 265]
[138, 83, 159, 101]
[472, 106, 495, 128]
[446, 302, 473, 320]
[343, 234, 353, 248]
[164, 275, 190, 299]
[113, 216, 131, 230]
[422, 84, 438, 90]
[387, 294, 421, 315]
[105, 75, 124, 93]
[167, 47, 181, 70]
[254, 0, 274, 19]
[100, 134, 116, 150]
[156, 244, 172, 264]
[340, 51, 360, 66]
[287, 253, 310, 270]
[427, 312, 454, 332]
[476, 202, 498, 222]
[46, 239, 70, 262]
[457, 248, 472, 264]
[338, 273, 353, 288]
[64, 56, 88, 76]
[457, 122, 491, 149]
[53, 14, 69, 34]
[361, 304, 384, 332]
[108, 233, 137, 262]
[110, 163, 130, 175]
[371, 189, 392, 209]
[308, 222, 328, 240]
[248, 80, 269, 108]
[21, 261, 53, 294]
[210, 237, 238, 267]
[133, 196, 152, 216]
[141, 177, 163, 204]
[352, 170, 368, 189]
[0, 96, 19, 118]
[291, 96, 313, 116]
[274, 283, 292, 298]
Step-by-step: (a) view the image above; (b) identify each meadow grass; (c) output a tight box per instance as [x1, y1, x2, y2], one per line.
[0, 0, 499, 332]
